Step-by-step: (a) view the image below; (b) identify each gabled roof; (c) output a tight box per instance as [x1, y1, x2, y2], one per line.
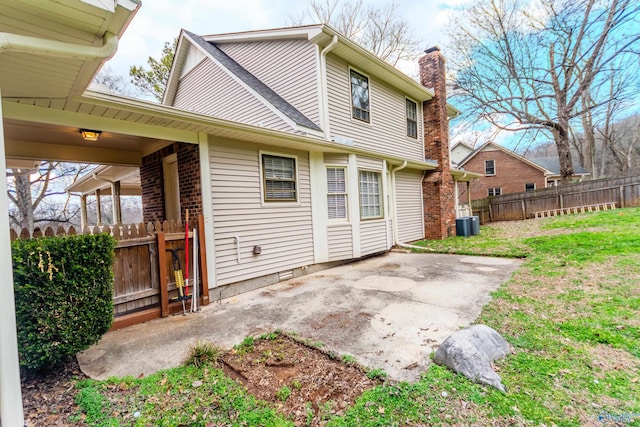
[180, 30, 321, 132]
[458, 141, 554, 175]
[164, 23, 460, 125]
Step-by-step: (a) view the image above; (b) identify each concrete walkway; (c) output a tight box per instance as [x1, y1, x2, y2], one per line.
[78, 252, 521, 382]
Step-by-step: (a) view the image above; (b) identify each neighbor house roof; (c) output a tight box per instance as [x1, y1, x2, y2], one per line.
[182, 30, 321, 132]
[458, 141, 554, 175]
[529, 156, 589, 176]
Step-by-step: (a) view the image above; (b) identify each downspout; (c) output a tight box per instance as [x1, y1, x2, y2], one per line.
[319, 35, 338, 140]
[0, 31, 118, 60]
[390, 161, 411, 248]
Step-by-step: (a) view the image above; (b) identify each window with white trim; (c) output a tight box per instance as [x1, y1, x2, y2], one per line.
[262, 154, 297, 202]
[488, 187, 502, 196]
[350, 69, 370, 122]
[525, 182, 536, 192]
[485, 159, 496, 175]
[327, 167, 347, 219]
[406, 98, 418, 138]
[359, 170, 383, 219]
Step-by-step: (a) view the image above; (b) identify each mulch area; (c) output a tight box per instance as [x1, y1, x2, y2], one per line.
[22, 358, 86, 426]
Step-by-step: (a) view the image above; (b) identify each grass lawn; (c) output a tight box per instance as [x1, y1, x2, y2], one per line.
[74, 208, 640, 426]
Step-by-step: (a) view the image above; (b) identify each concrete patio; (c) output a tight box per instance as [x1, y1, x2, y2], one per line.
[78, 251, 521, 383]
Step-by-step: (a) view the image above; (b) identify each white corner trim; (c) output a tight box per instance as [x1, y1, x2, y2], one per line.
[348, 154, 361, 258]
[310, 152, 329, 263]
[198, 133, 217, 289]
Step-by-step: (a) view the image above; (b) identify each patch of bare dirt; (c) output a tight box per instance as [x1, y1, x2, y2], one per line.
[220, 333, 380, 426]
[22, 358, 86, 426]
[22, 333, 380, 426]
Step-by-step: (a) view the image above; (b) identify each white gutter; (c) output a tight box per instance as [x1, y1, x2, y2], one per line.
[319, 35, 338, 140]
[0, 31, 118, 60]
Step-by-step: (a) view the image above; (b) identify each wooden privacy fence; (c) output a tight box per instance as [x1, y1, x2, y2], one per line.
[471, 174, 640, 223]
[10, 217, 209, 330]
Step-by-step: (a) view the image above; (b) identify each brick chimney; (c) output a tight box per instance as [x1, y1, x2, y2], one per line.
[419, 47, 456, 239]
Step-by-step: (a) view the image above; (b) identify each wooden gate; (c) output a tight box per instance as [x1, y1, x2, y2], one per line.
[10, 215, 210, 330]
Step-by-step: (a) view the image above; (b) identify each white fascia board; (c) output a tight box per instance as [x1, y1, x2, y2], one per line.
[2, 101, 198, 144]
[162, 30, 190, 106]
[201, 25, 323, 43]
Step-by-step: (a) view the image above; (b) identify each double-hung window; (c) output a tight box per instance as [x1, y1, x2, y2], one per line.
[350, 69, 370, 123]
[485, 160, 496, 176]
[488, 187, 502, 196]
[406, 98, 418, 138]
[327, 167, 347, 219]
[262, 154, 296, 202]
[525, 183, 536, 192]
[359, 170, 382, 219]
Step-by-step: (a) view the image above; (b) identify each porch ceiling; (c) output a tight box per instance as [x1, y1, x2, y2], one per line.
[3, 118, 173, 166]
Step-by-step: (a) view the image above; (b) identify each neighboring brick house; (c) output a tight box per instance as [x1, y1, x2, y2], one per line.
[453, 142, 588, 202]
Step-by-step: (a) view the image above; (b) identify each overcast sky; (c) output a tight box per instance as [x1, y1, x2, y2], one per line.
[105, 0, 462, 78]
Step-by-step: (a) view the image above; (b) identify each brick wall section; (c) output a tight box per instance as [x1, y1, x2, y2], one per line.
[177, 143, 202, 218]
[419, 47, 456, 239]
[462, 150, 547, 201]
[140, 142, 202, 224]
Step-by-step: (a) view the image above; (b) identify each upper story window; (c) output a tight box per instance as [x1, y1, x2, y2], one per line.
[350, 69, 370, 123]
[262, 154, 297, 202]
[406, 98, 418, 138]
[485, 159, 496, 176]
[525, 182, 536, 192]
[359, 170, 383, 219]
[327, 167, 347, 220]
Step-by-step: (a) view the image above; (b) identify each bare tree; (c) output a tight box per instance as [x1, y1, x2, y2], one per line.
[93, 66, 137, 96]
[448, 0, 640, 181]
[293, 0, 419, 66]
[7, 163, 91, 230]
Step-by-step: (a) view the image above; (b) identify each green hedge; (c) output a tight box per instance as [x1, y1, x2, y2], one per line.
[12, 233, 116, 371]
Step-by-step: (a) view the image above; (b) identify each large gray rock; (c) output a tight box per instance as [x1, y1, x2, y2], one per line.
[433, 324, 511, 392]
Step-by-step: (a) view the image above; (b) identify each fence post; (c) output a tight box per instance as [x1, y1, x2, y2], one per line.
[619, 185, 625, 208]
[521, 200, 526, 220]
[488, 203, 493, 222]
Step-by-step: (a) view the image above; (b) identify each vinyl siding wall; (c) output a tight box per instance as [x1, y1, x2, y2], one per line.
[208, 138, 314, 285]
[360, 220, 389, 256]
[173, 58, 293, 132]
[326, 54, 424, 162]
[217, 40, 321, 127]
[395, 169, 425, 242]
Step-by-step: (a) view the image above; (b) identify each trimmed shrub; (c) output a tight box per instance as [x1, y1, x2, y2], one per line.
[12, 233, 116, 371]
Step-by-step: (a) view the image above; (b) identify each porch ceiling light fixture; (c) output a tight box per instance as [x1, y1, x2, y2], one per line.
[80, 129, 101, 142]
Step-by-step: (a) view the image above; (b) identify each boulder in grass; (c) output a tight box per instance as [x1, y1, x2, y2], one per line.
[433, 324, 511, 392]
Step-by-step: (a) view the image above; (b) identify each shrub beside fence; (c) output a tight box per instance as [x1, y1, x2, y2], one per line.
[12, 233, 116, 371]
[472, 175, 640, 223]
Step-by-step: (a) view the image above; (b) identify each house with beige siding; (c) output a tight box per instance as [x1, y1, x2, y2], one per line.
[142, 24, 474, 295]
[0, 7, 475, 420]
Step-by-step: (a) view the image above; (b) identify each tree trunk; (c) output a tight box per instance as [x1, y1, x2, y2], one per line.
[554, 119, 574, 182]
[14, 173, 34, 230]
